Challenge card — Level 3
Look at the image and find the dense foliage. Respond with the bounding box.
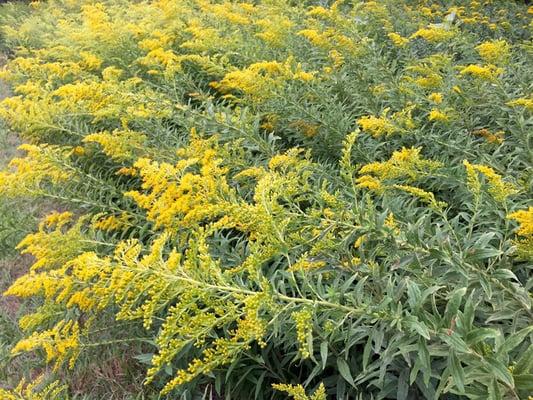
[0,0,532,399]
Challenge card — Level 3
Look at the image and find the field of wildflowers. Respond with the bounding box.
[0,0,532,399]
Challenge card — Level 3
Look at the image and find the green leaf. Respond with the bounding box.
[497,326,533,356]
[444,287,467,325]
[406,280,421,310]
[406,316,431,339]
[397,367,409,400]
[484,356,514,388]
[441,332,470,354]
[514,374,533,391]
[418,338,431,386]
[255,371,267,399]
[460,292,476,331]
[515,345,533,374]
[132,353,154,365]
[492,269,518,281]
[363,334,372,371]
[320,341,328,370]
[449,351,465,393]
[487,378,502,400]
[466,328,499,346]
[337,358,355,387]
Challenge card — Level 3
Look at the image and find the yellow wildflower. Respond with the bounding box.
[459,64,503,81]
[411,26,454,42]
[463,160,517,202]
[273,383,326,400]
[508,207,533,236]
[83,130,147,161]
[475,40,510,64]
[507,97,533,112]
[428,109,449,122]
[79,51,102,70]
[289,255,326,272]
[292,309,313,359]
[428,92,443,104]
[357,111,396,137]
[473,128,504,144]
[507,207,533,260]
[393,184,447,210]
[388,32,409,47]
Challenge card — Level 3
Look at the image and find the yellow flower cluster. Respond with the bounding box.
[463,160,517,202]
[358,147,442,185]
[388,32,409,47]
[83,129,147,161]
[411,26,455,42]
[12,320,81,370]
[475,40,510,65]
[357,107,415,137]
[428,109,449,122]
[211,59,315,103]
[508,207,533,260]
[272,382,327,400]
[357,114,396,137]
[507,97,533,112]
[0,145,72,197]
[0,0,531,397]
[292,308,313,359]
[0,377,67,400]
[125,135,233,229]
[459,64,504,81]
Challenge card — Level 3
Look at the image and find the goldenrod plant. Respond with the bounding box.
[0,0,532,399]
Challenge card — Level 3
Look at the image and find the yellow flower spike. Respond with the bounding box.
[428,92,443,104]
[289,254,326,272]
[0,144,72,197]
[273,382,327,400]
[11,320,81,371]
[92,213,132,232]
[508,207,533,237]
[475,40,510,65]
[428,108,449,122]
[79,51,102,70]
[506,97,533,112]
[459,64,504,81]
[388,32,409,47]
[292,308,313,359]
[393,184,447,210]
[410,25,455,42]
[357,110,396,137]
[507,207,533,260]
[358,147,443,183]
[463,160,517,202]
[83,129,147,161]
[0,377,67,400]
